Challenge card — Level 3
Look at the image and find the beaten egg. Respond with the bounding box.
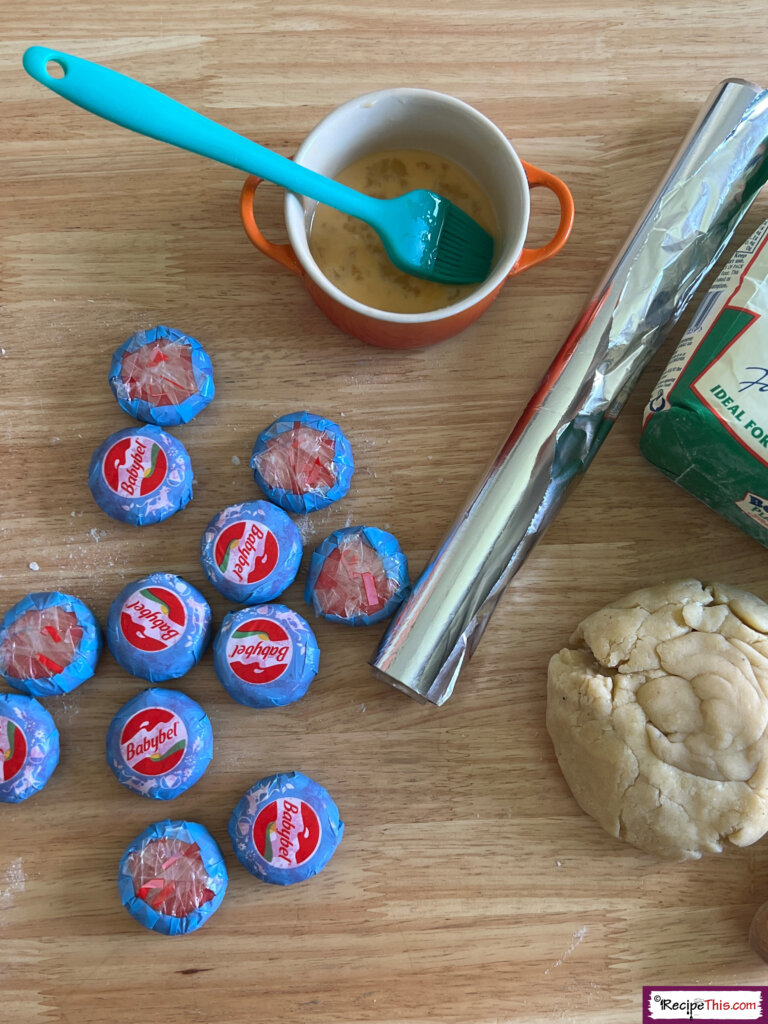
[308,149,498,314]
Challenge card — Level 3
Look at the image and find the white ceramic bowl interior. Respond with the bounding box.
[285,88,530,323]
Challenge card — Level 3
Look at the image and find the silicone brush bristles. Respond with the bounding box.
[430,202,495,284]
[376,190,494,285]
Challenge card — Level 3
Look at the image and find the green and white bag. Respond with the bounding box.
[641,219,768,547]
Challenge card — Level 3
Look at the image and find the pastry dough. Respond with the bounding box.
[546,579,768,860]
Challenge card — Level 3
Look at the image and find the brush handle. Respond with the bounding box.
[22,46,379,222]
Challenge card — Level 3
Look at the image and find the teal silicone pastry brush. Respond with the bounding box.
[22,46,494,285]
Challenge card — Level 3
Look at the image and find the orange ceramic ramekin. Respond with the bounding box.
[240,88,574,349]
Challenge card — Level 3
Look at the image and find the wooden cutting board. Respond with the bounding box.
[3,2,768,1022]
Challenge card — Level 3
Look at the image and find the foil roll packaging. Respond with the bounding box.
[372,78,768,706]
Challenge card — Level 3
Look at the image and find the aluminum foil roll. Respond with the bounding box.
[372,78,768,706]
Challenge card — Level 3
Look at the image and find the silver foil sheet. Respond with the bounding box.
[372,78,768,705]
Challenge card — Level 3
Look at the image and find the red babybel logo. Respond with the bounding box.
[120,586,187,653]
[103,435,168,497]
[226,617,292,685]
[213,519,279,584]
[119,706,187,777]
[252,798,321,868]
[0,717,27,784]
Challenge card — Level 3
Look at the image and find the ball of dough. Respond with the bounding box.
[546,579,768,861]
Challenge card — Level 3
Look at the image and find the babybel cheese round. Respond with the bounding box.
[250,411,354,515]
[118,819,228,935]
[200,501,302,605]
[88,425,194,526]
[0,693,59,803]
[305,525,409,626]
[108,325,214,427]
[213,604,320,708]
[106,573,211,683]
[228,771,343,885]
[0,591,102,697]
[106,688,213,800]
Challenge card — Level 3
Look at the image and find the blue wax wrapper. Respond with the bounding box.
[0,591,102,697]
[106,573,211,683]
[108,325,214,427]
[250,411,354,515]
[200,501,302,605]
[305,525,410,626]
[88,425,193,526]
[118,819,228,935]
[213,604,320,708]
[106,688,213,800]
[0,693,59,803]
[228,771,343,885]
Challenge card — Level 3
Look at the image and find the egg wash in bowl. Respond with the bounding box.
[308,149,498,314]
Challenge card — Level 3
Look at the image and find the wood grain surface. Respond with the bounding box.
[3,3,768,1022]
